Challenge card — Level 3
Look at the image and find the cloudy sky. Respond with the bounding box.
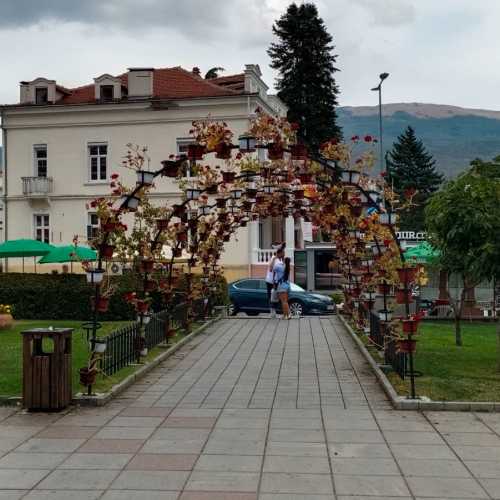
[0,0,499,110]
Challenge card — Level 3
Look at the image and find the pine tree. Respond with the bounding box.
[268,3,341,151]
[387,126,444,230]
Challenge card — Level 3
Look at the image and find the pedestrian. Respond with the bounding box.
[274,254,291,320]
[266,244,284,318]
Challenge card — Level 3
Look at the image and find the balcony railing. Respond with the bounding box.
[22,177,53,197]
[253,248,275,264]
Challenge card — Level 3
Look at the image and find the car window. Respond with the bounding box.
[236,280,261,290]
[290,282,305,292]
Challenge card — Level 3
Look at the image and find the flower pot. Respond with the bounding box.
[397,267,417,283]
[245,188,258,198]
[222,171,235,183]
[299,173,312,184]
[205,184,218,195]
[139,260,155,273]
[156,219,169,231]
[135,301,149,314]
[290,144,308,160]
[260,167,271,179]
[215,142,232,159]
[397,338,417,354]
[402,319,419,334]
[160,161,179,178]
[101,221,118,232]
[172,248,182,258]
[187,144,205,160]
[177,231,188,242]
[0,313,13,329]
[378,310,392,322]
[378,283,392,295]
[268,143,284,160]
[144,280,156,292]
[215,198,227,209]
[172,204,186,217]
[136,170,155,186]
[100,244,115,259]
[79,367,97,386]
[95,297,109,312]
[395,289,413,304]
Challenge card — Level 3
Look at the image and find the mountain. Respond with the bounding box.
[337,103,500,177]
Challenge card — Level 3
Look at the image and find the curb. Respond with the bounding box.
[73,317,219,407]
[337,314,500,412]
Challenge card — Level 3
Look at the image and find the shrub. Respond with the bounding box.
[330,291,344,304]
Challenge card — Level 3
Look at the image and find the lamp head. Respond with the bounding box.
[379,72,389,81]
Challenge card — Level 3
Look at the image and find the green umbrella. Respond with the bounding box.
[404,241,440,263]
[0,239,54,258]
[38,245,97,264]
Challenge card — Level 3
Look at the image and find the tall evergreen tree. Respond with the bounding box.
[268,3,341,151]
[387,126,444,230]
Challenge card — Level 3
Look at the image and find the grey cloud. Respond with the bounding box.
[353,0,416,26]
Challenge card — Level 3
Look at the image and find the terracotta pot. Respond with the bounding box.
[268,143,284,160]
[187,144,205,160]
[299,173,312,183]
[402,319,419,334]
[156,219,169,231]
[102,221,118,232]
[96,297,109,312]
[177,231,188,242]
[216,198,227,208]
[215,142,232,159]
[397,267,417,283]
[290,144,308,160]
[395,289,414,304]
[222,171,236,183]
[397,338,417,354]
[205,184,218,195]
[100,244,115,259]
[160,161,179,178]
[0,313,13,329]
[79,367,97,386]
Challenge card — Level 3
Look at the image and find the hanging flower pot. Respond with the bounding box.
[101,221,118,232]
[242,200,253,211]
[397,267,417,283]
[187,144,205,160]
[172,204,186,218]
[160,160,179,178]
[245,187,258,198]
[402,319,419,334]
[299,173,312,183]
[395,289,414,304]
[79,367,97,386]
[139,260,155,273]
[95,297,109,312]
[136,170,155,186]
[177,231,188,242]
[268,143,284,160]
[215,142,232,159]
[222,171,236,183]
[99,244,115,259]
[378,309,392,322]
[172,247,183,258]
[397,338,417,354]
[205,184,218,195]
[156,219,170,231]
[216,198,227,209]
[377,283,391,295]
[260,167,271,179]
[290,144,308,160]
[144,280,156,292]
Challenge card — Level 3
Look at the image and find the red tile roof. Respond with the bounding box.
[56,67,245,105]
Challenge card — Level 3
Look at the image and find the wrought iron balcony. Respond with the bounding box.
[21,176,53,197]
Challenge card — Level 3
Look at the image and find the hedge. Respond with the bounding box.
[0,273,228,321]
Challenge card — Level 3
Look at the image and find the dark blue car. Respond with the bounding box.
[228,279,336,316]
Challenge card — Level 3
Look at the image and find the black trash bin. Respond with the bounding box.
[21,328,73,411]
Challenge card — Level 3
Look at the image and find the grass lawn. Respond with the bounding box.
[387,321,500,402]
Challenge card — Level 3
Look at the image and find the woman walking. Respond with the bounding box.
[274,256,291,319]
[266,245,284,318]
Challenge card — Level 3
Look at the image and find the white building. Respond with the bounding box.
[0,64,302,279]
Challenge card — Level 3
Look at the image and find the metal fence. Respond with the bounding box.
[100,298,208,376]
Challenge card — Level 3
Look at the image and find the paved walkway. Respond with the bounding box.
[1,316,500,499]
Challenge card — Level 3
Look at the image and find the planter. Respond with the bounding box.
[245,188,258,198]
[177,231,188,243]
[242,200,253,211]
[402,319,419,334]
[299,173,312,184]
[216,198,227,209]
[378,310,393,322]
[397,267,417,284]
[222,171,236,183]
[160,161,179,178]
[172,248,182,258]
[290,144,308,160]
[86,269,104,284]
[139,260,155,273]
[101,221,118,232]
[397,338,417,354]
[268,143,284,160]
[79,367,97,386]
[95,297,109,312]
[187,144,205,160]
[156,219,170,231]
[136,170,155,186]
[100,244,115,259]
[215,142,232,159]
[395,289,413,304]
[0,313,13,329]
[172,204,186,217]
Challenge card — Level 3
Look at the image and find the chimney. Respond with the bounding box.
[127,68,154,98]
[192,67,201,77]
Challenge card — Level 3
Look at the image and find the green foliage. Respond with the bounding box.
[0,273,228,321]
[387,126,443,230]
[268,2,341,150]
[330,292,344,304]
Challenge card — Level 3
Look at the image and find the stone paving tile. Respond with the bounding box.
[331,457,400,475]
[465,460,500,478]
[398,458,471,477]
[194,454,262,472]
[0,469,50,489]
[326,429,385,444]
[59,453,133,470]
[453,445,500,461]
[162,417,217,428]
[23,491,103,499]
[442,432,500,446]
[118,407,173,417]
[329,443,392,458]
[141,438,207,454]
[263,455,330,474]
[334,474,411,496]
[110,470,190,490]
[185,471,260,492]
[389,443,457,460]
[383,430,445,445]
[406,476,488,498]
[15,438,85,453]
[101,492,179,500]
[259,495,335,500]
[93,426,155,440]
[35,426,98,439]
[78,439,144,454]
[0,426,44,440]
[106,416,166,427]
[260,472,334,495]
[126,453,198,470]
[0,453,68,469]
[35,469,119,490]
[0,491,27,500]
[179,493,256,500]
[478,478,500,499]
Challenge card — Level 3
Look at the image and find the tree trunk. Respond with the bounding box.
[455,314,463,347]
[497,316,500,373]
[447,287,464,347]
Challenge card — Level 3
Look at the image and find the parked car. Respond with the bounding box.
[228,279,336,316]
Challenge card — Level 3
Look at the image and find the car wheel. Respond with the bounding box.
[246,311,259,316]
[228,303,238,316]
[289,301,304,317]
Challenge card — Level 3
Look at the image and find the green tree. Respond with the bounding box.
[204,67,225,79]
[425,160,500,350]
[387,126,443,230]
[268,2,341,151]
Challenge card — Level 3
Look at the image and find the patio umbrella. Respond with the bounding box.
[38,245,97,265]
[0,239,55,272]
[404,241,440,263]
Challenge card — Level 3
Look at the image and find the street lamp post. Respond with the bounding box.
[371,72,389,175]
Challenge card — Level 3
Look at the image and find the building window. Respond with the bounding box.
[33,145,47,177]
[88,143,108,181]
[35,87,48,105]
[100,85,114,102]
[176,138,196,177]
[87,212,99,240]
[34,214,50,243]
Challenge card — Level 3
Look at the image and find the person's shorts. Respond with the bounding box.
[277,282,290,293]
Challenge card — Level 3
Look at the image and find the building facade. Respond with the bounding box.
[0,64,303,278]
